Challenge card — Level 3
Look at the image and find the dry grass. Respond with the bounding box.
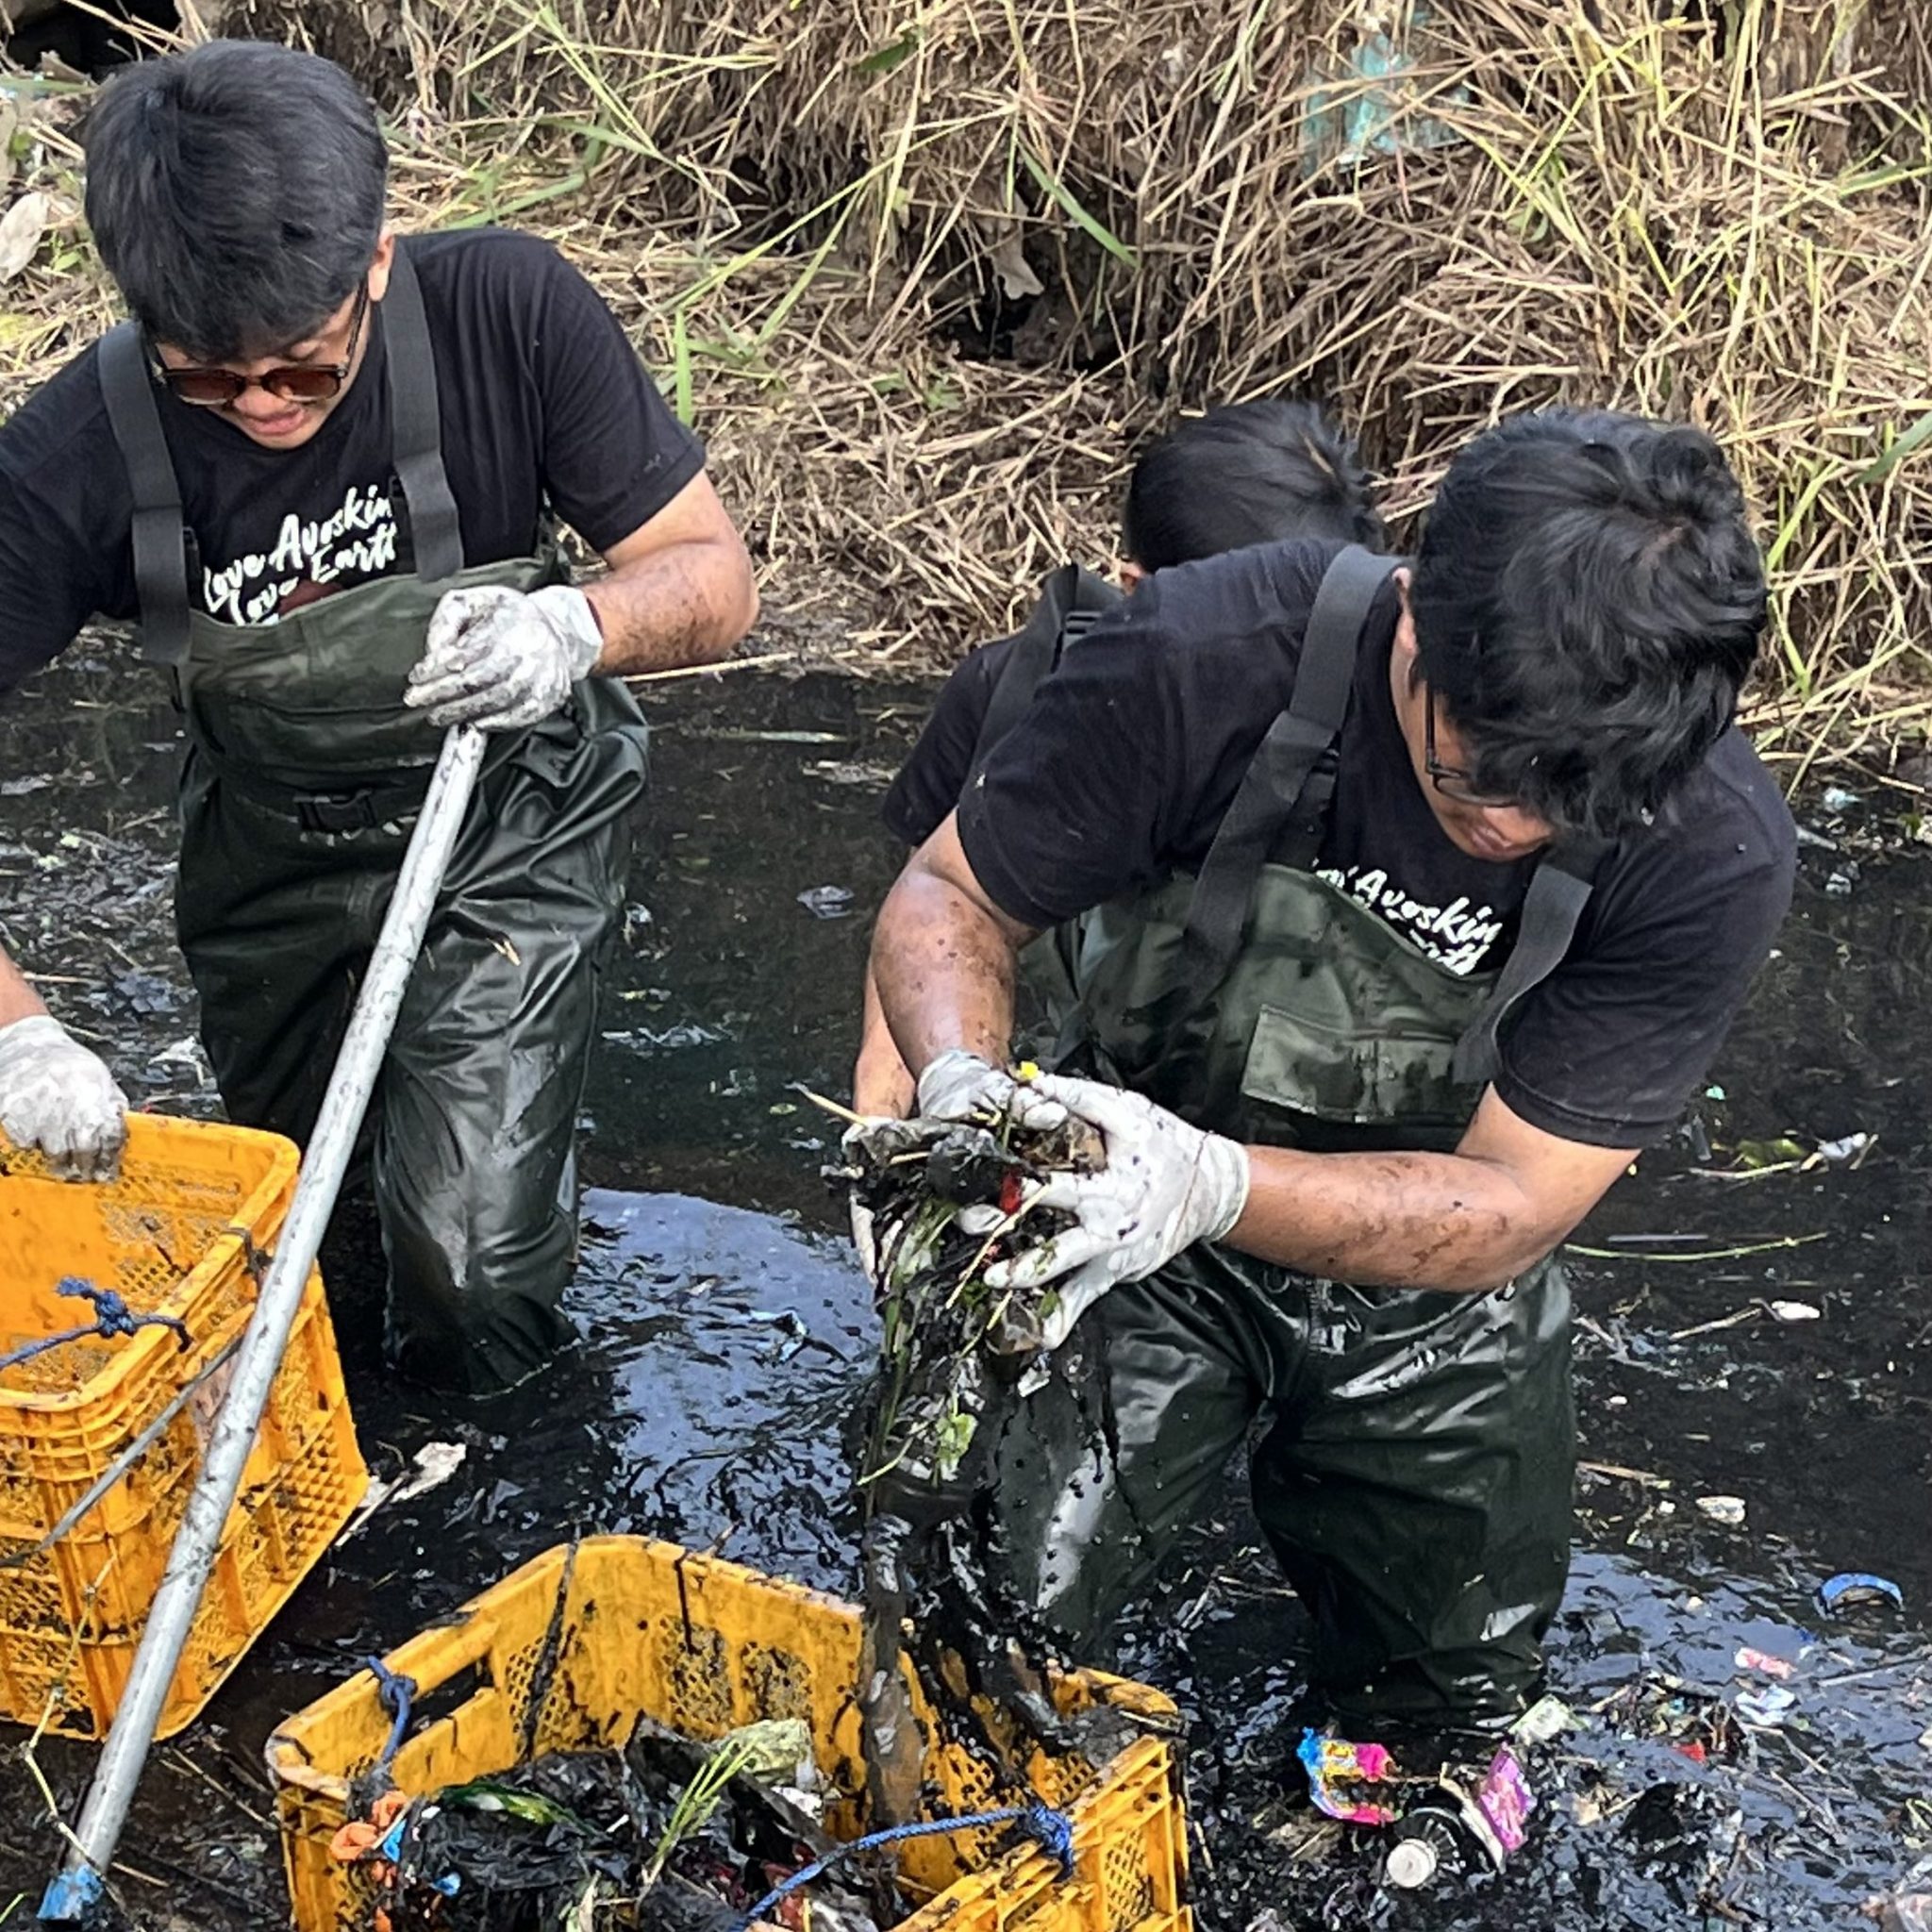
[3,0,1929,762]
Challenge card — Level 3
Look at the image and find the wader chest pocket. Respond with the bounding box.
[1240,1001,1471,1128]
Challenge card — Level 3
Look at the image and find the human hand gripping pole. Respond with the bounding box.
[404,582,604,731]
[40,724,490,1924]
[0,1015,127,1181]
[985,1073,1251,1305]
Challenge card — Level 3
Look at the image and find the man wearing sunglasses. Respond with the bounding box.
[0,41,757,1394]
[864,409,1796,1734]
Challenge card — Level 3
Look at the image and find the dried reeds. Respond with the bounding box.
[4,0,1928,757]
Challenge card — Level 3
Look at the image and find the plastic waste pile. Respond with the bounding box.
[329,1718,902,1932]
[1264,1563,1920,1918]
[1296,1717,1546,1892]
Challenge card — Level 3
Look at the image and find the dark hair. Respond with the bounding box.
[1123,400,1386,570]
[1410,408,1766,837]
[84,40,388,362]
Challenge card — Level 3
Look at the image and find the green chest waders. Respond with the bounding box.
[987,546,1607,1728]
[96,242,648,1395]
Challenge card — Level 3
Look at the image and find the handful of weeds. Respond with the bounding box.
[831,1107,1105,1491]
[826,1098,1113,1826]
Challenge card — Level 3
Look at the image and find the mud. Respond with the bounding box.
[0,634,1926,1929]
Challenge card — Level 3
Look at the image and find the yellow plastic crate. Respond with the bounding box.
[0,1112,368,1740]
[269,1536,1193,1932]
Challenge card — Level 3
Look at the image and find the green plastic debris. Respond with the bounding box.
[1301,11,1469,173]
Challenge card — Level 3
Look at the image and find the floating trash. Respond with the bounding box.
[1736,1685,1798,1729]
[1697,1495,1747,1525]
[1298,1732,1402,1827]
[796,884,856,919]
[1511,1694,1574,1745]
[1768,1300,1824,1323]
[1475,1747,1535,1856]
[1383,1806,1466,1890]
[1816,1132,1875,1164]
[599,1022,726,1052]
[1820,1573,1906,1615]
[1735,1647,1796,1681]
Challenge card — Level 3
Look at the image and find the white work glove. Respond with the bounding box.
[986,1073,1250,1306]
[914,1049,1067,1134]
[405,583,604,731]
[0,1014,128,1182]
[849,1193,879,1280]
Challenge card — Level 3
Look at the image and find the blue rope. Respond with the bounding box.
[0,1277,190,1374]
[366,1656,419,1790]
[731,1801,1074,1930]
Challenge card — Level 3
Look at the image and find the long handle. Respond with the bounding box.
[41,724,489,1923]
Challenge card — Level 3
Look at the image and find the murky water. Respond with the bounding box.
[0,640,1925,1928]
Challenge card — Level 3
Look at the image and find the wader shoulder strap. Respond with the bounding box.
[1452,837,1610,1085]
[971,564,1124,774]
[1174,543,1400,994]
[95,323,192,667]
[383,242,465,584]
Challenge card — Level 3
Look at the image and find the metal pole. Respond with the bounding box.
[41,724,489,1923]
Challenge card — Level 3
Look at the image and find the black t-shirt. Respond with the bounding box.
[955,539,1798,1149]
[883,634,1024,847]
[0,228,705,691]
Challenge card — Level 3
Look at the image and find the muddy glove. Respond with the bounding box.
[0,1014,128,1181]
[914,1048,1066,1133]
[986,1073,1249,1306]
[405,584,604,731]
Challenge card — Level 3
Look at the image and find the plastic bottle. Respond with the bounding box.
[1383,1805,1467,1890]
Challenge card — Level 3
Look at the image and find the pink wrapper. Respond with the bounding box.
[1476,1747,1535,1855]
[1298,1732,1401,1827]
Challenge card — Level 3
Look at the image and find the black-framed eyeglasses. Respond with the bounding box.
[153,284,370,408]
[1424,686,1519,809]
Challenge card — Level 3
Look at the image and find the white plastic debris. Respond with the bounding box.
[1816,1132,1874,1164]
[1510,1694,1574,1745]
[1696,1495,1747,1525]
[1736,1685,1797,1728]
[343,1441,469,1539]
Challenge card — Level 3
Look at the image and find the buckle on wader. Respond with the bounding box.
[293,791,382,835]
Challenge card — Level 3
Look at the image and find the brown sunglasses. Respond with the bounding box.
[153,285,369,408]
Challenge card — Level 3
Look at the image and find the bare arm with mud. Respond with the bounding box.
[870,813,1039,1077]
[874,826,1635,1291]
[1227,1088,1635,1290]
[853,958,917,1118]
[581,473,758,676]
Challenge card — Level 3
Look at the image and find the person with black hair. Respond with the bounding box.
[855,399,1383,1116]
[863,408,1796,1729]
[0,41,757,1394]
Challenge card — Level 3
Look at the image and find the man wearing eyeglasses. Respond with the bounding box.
[864,409,1796,1732]
[0,42,757,1394]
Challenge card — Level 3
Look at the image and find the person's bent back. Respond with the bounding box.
[855,400,1385,1117]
